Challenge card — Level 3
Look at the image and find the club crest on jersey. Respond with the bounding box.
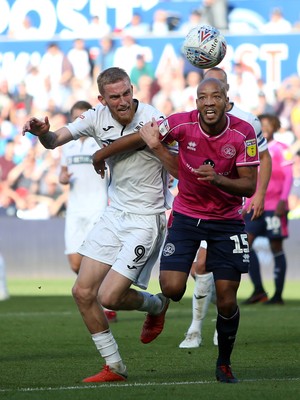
[221,144,236,159]
[245,139,257,157]
[162,242,175,257]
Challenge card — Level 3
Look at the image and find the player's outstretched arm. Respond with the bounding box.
[22,116,73,149]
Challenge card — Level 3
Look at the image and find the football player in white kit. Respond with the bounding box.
[59,101,117,323]
[22,67,177,383]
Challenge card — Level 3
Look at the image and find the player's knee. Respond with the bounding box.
[217,298,237,317]
[159,278,186,302]
[72,283,94,306]
[99,293,118,310]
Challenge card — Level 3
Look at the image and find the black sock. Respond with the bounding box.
[249,249,265,293]
[216,307,240,366]
[273,252,286,298]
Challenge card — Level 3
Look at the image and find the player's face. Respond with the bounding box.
[260,117,274,142]
[98,79,136,125]
[196,79,228,135]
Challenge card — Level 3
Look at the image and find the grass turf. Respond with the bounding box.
[0,277,299,400]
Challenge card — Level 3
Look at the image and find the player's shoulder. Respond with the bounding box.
[228,104,261,131]
[136,100,165,119]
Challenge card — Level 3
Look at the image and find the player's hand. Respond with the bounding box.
[59,171,73,185]
[243,192,265,220]
[139,118,160,150]
[92,150,107,178]
[22,117,50,136]
[275,199,287,217]
[195,164,218,182]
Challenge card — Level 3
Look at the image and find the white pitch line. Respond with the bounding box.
[0,377,299,393]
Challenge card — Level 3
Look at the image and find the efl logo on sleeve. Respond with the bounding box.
[245,139,257,157]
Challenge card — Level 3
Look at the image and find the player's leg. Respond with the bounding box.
[215,277,240,383]
[72,256,127,382]
[179,244,215,348]
[265,238,286,304]
[243,213,268,304]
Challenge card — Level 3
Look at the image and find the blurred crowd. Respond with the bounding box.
[1,4,300,220]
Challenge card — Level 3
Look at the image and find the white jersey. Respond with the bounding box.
[229,103,268,153]
[60,137,108,215]
[67,101,174,214]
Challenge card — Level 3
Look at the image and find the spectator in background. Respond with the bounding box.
[260,8,292,34]
[123,13,150,37]
[24,66,50,112]
[12,82,33,116]
[151,9,170,35]
[179,9,208,35]
[39,43,74,112]
[243,114,293,305]
[202,0,228,30]
[93,36,117,79]
[0,80,13,121]
[67,39,93,89]
[113,35,147,75]
[130,54,155,89]
[0,140,16,181]
[181,70,203,111]
[252,91,276,116]
[77,15,111,39]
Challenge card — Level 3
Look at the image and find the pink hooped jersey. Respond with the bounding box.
[159,110,260,221]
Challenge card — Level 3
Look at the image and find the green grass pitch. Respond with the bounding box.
[0,277,299,400]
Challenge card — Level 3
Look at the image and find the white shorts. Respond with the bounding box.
[78,208,167,289]
[64,209,103,254]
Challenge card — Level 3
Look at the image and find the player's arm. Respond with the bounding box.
[22,116,73,149]
[245,148,272,220]
[275,160,294,216]
[139,119,178,179]
[196,165,257,198]
[92,132,144,177]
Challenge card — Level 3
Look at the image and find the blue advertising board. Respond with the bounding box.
[0,0,299,90]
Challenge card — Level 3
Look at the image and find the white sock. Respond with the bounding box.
[92,330,126,372]
[138,292,163,315]
[0,253,9,299]
[187,273,214,334]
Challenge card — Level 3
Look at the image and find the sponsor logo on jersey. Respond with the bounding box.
[67,155,92,165]
[221,144,236,159]
[203,159,215,167]
[245,139,257,157]
[187,141,197,151]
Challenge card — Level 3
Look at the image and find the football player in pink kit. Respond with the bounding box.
[139,78,259,383]
[92,78,259,382]
[243,114,293,305]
